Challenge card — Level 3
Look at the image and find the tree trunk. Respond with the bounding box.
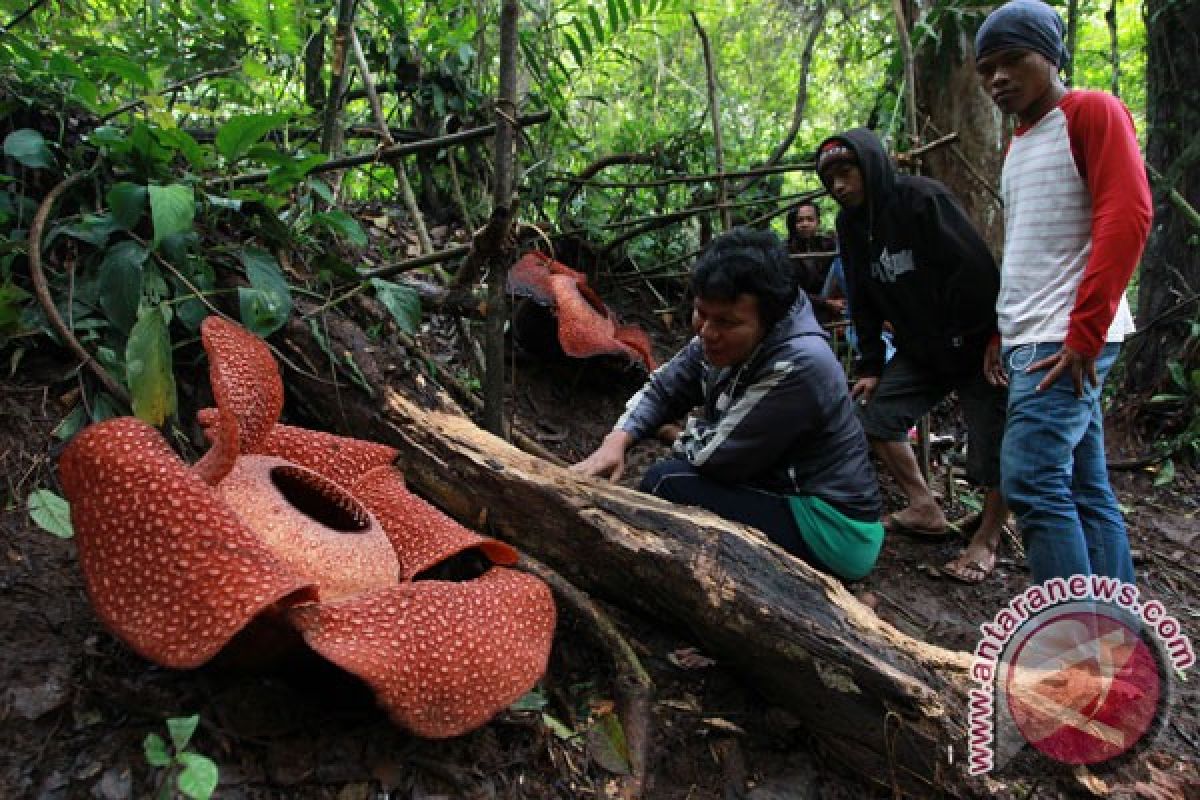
[269,311,986,797]
[915,28,1006,254]
[1122,0,1200,394]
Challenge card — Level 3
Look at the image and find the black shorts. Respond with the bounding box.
[857,352,1006,487]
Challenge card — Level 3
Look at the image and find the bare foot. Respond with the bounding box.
[942,534,999,584]
[884,504,948,536]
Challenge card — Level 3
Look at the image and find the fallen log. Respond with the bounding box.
[272,322,982,797]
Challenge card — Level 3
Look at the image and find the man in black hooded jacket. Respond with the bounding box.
[816,127,1010,584]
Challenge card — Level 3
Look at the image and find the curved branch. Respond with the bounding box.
[28,172,131,405]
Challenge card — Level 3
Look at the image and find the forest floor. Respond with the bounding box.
[2,272,1199,800]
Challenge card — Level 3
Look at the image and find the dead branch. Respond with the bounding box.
[553,161,816,190]
[218,111,550,189]
[98,65,242,123]
[320,0,358,156]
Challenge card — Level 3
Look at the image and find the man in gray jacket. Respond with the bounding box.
[572,229,884,581]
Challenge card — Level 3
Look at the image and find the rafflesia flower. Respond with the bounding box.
[508,252,657,370]
[58,316,556,737]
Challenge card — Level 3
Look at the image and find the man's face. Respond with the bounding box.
[692,293,766,368]
[793,206,820,238]
[975,48,1060,123]
[822,162,865,210]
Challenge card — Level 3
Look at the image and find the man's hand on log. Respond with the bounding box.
[570,430,634,482]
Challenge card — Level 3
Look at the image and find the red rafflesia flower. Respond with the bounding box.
[58,316,556,738]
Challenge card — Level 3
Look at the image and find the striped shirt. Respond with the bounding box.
[998,91,1151,356]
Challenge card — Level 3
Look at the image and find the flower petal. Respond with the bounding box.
[351,466,517,580]
[59,417,316,668]
[287,568,556,738]
[255,424,398,488]
[200,315,283,454]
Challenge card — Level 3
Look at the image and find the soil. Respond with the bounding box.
[2,281,1199,800]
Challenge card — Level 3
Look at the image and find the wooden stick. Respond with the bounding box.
[691,12,731,231]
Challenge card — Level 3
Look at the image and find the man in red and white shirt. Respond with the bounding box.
[975,0,1152,585]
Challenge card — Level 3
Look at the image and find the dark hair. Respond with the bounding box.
[691,228,799,329]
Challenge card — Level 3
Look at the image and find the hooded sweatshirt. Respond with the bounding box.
[819,128,1000,378]
[615,294,880,523]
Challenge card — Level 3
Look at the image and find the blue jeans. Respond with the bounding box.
[1000,342,1134,585]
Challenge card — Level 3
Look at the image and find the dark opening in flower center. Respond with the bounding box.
[270,465,370,532]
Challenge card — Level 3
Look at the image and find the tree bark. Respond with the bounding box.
[1123,0,1200,393]
[915,24,1006,253]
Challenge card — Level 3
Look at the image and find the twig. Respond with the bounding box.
[551,161,816,189]
[218,111,551,189]
[1,0,47,31]
[1147,163,1200,230]
[518,554,653,799]
[28,172,131,405]
[98,65,241,123]
[691,12,730,232]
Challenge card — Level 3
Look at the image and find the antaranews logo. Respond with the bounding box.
[967,575,1195,775]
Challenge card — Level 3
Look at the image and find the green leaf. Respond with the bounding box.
[0,282,30,334]
[156,128,207,170]
[510,688,548,712]
[143,733,172,767]
[166,714,200,751]
[563,32,585,67]
[98,241,148,332]
[4,129,53,169]
[91,54,153,89]
[148,184,195,247]
[1168,361,1187,391]
[238,248,292,336]
[61,214,121,248]
[370,278,421,335]
[312,210,368,246]
[27,489,74,539]
[107,182,148,230]
[587,712,631,775]
[52,405,87,441]
[588,6,607,45]
[541,713,576,740]
[608,0,621,32]
[176,752,219,800]
[216,113,288,162]
[126,305,177,426]
[1153,459,1175,487]
[572,18,594,54]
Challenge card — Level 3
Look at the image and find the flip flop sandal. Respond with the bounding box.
[941,559,992,585]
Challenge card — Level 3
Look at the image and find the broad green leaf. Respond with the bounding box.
[176,752,219,800]
[90,392,123,423]
[608,0,621,32]
[216,113,288,162]
[510,688,548,712]
[89,126,127,149]
[371,278,421,334]
[107,182,148,230]
[166,715,200,751]
[563,32,585,67]
[4,129,53,169]
[587,712,631,775]
[572,18,593,55]
[126,305,177,426]
[52,405,86,441]
[98,240,148,332]
[542,713,576,740]
[27,489,74,539]
[1154,459,1175,487]
[1168,361,1187,391]
[61,214,120,248]
[148,184,194,247]
[143,733,172,767]
[156,128,206,170]
[0,282,30,334]
[312,210,368,246]
[91,54,153,89]
[238,248,291,335]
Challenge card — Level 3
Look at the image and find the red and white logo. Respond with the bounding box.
[968,576,1194,775]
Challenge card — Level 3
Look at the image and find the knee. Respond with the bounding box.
[639,459,694,499]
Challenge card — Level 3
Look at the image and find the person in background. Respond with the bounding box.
[817,127,1011,584]
[571,228,884,582]
[974,0,1151,584]
[785,200,842,324]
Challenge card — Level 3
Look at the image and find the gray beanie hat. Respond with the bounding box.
[975,0,1069,69]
